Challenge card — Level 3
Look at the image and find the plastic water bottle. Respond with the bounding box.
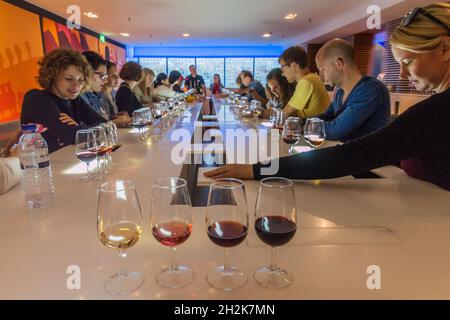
[18,124,54,209]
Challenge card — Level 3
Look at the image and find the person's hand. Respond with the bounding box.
[59,113,78,126]
[204,164,255,180]
[239,87,250,94]
[114,114,131,126]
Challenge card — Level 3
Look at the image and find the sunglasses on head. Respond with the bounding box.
[402,7,450,36]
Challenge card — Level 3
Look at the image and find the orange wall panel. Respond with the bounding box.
[0,1,44,124]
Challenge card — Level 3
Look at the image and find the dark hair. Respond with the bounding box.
[236,73,242,85]
[82,51,106,71]
[189,65,195,69]
[119,61,143,81]
[279,46,308,69]
[154,73,168,88]
[241,70,254,80]
[37,48,91,90]
[266,68,296,108]
[168,70,182,85]
[106,61,117,73]
[213,73,222,85]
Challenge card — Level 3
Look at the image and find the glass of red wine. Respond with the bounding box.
[206,178,249,291]
[282,117,301,155]
[75,129,97,181]
[254,177,298,289]
[150,177,193,288]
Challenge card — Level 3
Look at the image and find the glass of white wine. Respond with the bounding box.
[97,180,144,295]
[304,118,326,149]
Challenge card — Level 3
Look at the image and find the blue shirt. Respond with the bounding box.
[318,76,391,142]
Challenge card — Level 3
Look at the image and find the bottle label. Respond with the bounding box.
[20,160,50,170]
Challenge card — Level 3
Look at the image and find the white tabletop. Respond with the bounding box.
[1,100,449,300]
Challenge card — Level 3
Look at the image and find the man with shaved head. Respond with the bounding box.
[315,38,390,142]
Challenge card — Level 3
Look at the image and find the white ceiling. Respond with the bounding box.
[26,0,436,47]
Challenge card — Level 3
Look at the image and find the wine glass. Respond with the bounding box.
[254,177,298,289]
[282,117,301,155]
[92,126,108,175]
[97,180,144,295]
[150,177,193,288]
[274,109,285,131]
[206,178,249,291]
[304,118,326,149]
[132,109,149,143]
[75,129,97,181]
[269,108,278,126]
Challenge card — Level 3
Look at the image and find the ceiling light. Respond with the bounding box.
[262,32,272,38]
[120,33,130,37]
[284,13,298,20]
[182,33,191,37]
[83,12,98,18]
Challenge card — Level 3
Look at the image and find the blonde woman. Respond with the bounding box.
[206,3,450,191]
[133,68,162,105]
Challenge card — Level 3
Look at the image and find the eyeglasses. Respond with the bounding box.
[402,7,450,35]
[94,72,108,80]
[280,62,292,69]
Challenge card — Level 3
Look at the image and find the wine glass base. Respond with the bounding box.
[207,266,247,291]
[254,266,293,289]
[156,265,194,289]
[104,271,144,295]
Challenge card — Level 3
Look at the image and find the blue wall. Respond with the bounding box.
[129,45,283,58]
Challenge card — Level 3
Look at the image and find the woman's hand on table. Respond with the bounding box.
[204,164,255,180]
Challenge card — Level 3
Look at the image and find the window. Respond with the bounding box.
[196,58,225,89]
[137,56,280,88]
[225,58,253,88]
[138,57,167,76]
[167,58,195,78]
[254,57,279,86]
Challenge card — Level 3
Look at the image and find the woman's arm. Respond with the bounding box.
[21,90,80,146]
[0,157,22,195]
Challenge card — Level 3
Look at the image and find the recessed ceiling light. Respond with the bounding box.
[182,33,191,37]
[120,33,130,37]
[83,12,98,19]
[284,13,298,20]
[262,32,272,38]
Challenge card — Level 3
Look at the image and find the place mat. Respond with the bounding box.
[246,226,403,247]
[197,167,217,186]
[202,115,218,120]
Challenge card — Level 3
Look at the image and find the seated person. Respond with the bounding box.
[168,70,184,93]
[315,39,391,142]
[133,68,163,105]
[153,73,183,99]
[205,3,450,191]
[210,74,225,94]
[81,51,131,126]
[239,70,268,105]
[21,49,106,153]
[116,62,145,117]
[103,61,120,116]
[80,51,109,120]
[279,46,330,119]
[263,68,296,116]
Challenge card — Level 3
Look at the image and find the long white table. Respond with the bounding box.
[1,99,449,300]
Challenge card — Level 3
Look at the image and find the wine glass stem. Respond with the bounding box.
[86,161,91,178]
[223,248,231,272]
[269,247,278,272]
[118,249,128,277]
[170,247,179,272]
